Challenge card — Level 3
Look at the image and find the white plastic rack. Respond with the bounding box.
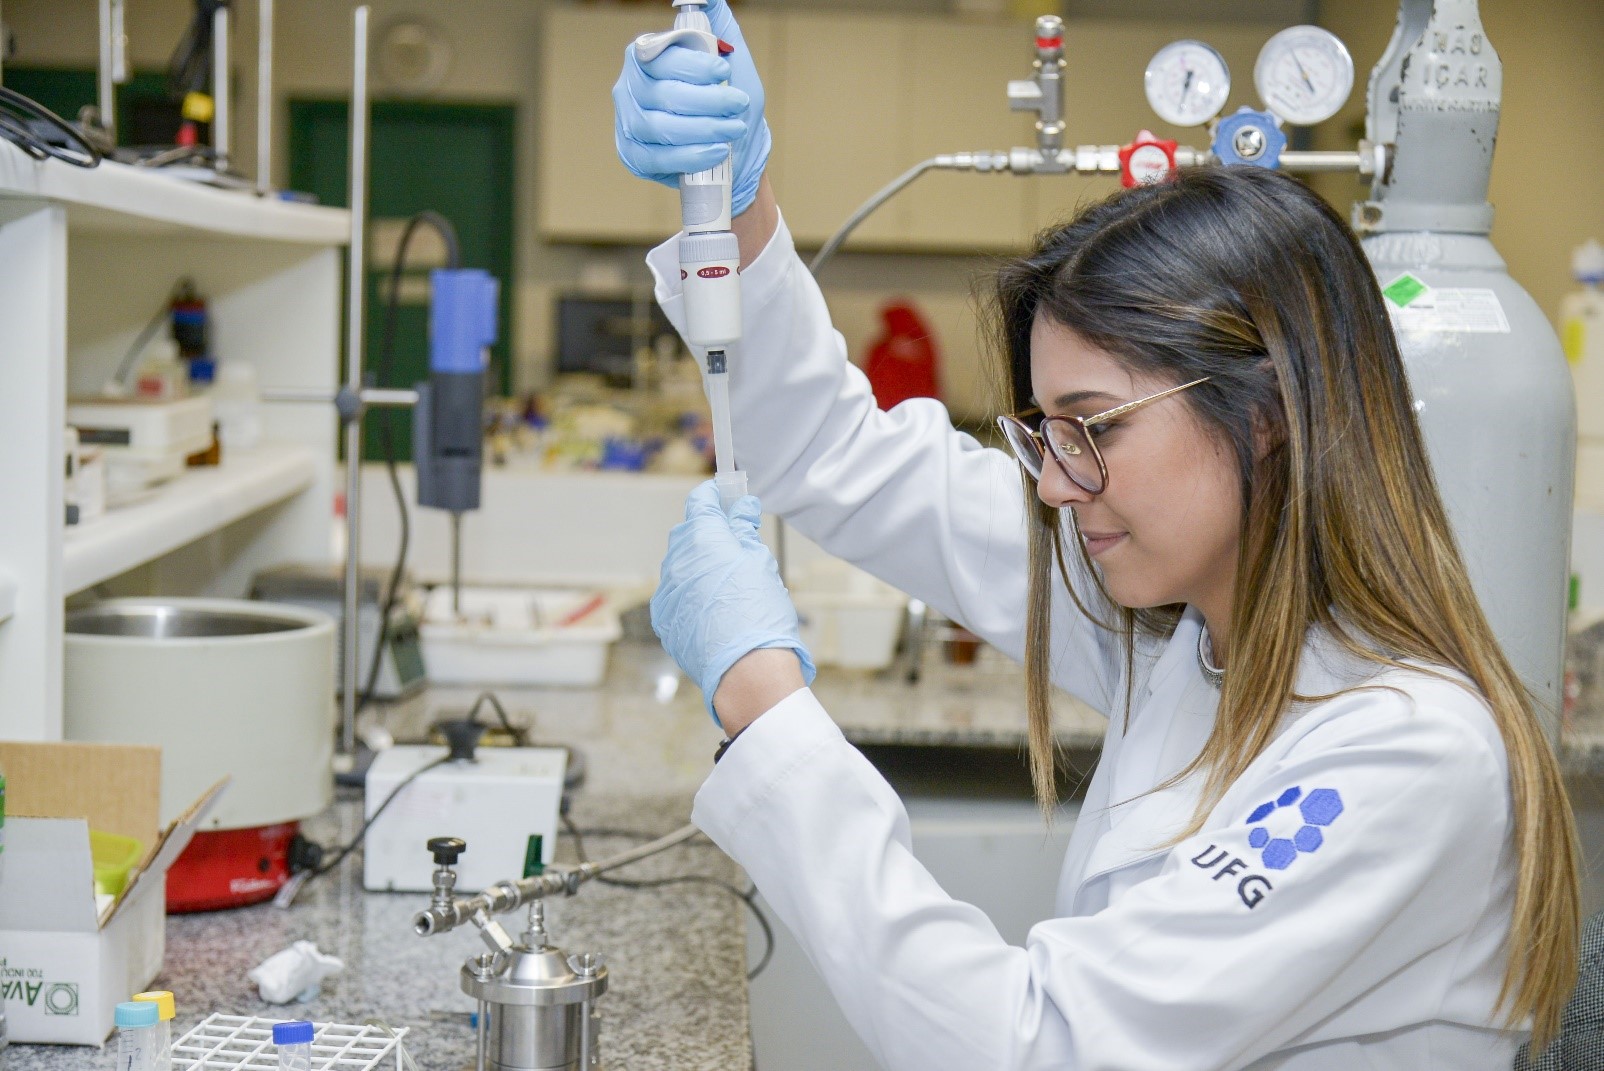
[174,1015,410,1071]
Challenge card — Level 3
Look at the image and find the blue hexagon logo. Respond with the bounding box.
[1244,786,1343,871]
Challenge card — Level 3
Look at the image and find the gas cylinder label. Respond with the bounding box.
[1385,284,1510,334]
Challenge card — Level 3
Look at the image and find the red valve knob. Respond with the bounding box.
[1119,130,1179,189]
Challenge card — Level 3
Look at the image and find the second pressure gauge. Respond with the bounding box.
[1144,41,1231,128]
[1254,26,1354,126]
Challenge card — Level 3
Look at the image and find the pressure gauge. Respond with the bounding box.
[1144,41,1231,128]
[1253,26,1354,126]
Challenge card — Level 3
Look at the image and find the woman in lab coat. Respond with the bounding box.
[615,6,1580,1068]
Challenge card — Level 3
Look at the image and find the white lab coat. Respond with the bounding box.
[646,215,1524,1071]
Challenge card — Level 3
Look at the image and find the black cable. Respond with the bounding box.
[354,211,462,716]
[310,754,452,877]
[168,0,227,99]
[0,86,102,168]
[464,690,529,746]
[113,279,194,389]
[560,813,777,980]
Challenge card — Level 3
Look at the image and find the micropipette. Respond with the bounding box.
[635,0,747,513]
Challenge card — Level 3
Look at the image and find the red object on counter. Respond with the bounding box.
[165,822,298,912]
[864,301,941,411]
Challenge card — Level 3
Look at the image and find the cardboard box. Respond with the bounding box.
[0,741,224,1045]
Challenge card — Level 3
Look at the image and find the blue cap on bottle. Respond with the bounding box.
[273,1020,315,1045]
[115,1001,159,1028]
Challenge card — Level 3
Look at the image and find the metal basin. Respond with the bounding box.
[66,603,311,639]
[64,597,336,831]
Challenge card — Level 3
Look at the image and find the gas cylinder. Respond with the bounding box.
[1363,232,1574,725]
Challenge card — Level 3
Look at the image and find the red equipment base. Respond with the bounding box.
[165,822,298,913]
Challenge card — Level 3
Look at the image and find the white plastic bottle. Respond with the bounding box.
[1564,238,1604,504]
[211,361,263,452]
[114,1001,160,1071]
[131,992,175,1071]
[273,1019,314,1071]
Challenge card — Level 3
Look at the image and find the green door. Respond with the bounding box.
[288,100,516,461]
[3,67,185,140]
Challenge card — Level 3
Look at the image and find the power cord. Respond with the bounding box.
[464,690,529,746]
[355,210,462,718]
[288,754,451,885]
[292,690,529,887]
[0,86,102,167]
[111,279,196,390]
[168,0,227,101]
[560,813,775,980]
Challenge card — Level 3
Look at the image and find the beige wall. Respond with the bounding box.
[8,0,1602,416]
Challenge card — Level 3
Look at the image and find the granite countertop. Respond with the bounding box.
[9,643,754,1071]
[9,791,752,1071]
[16,629,1604,1069]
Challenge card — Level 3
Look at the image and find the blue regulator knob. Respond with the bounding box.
[1212,107,1287,169]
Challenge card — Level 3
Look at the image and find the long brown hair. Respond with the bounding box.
[987,166,1578,1047]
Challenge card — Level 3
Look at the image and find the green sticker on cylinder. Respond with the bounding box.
[1383,273,1430,308]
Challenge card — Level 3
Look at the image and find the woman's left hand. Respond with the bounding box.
[651,481,817,728]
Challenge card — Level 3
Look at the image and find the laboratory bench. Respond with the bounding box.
[6,636,1095,1071]
[18,632,1604,1070]
[7,789,753,1071]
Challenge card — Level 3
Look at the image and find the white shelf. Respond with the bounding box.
[0,574,14,624]
[63,444,320,595]
[0,142,348,243]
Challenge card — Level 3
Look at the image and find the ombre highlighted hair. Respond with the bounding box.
[987,166,1578,1048]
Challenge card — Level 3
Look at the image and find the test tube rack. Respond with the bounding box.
[172,1015,410,1071]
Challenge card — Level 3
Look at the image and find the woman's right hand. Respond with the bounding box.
[612,0,771,217]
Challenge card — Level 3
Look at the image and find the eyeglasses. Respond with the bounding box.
[996,376,1212,495]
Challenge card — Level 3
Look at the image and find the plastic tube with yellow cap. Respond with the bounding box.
[132,991,175,1071]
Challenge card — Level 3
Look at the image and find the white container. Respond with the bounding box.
[420,587,622,686]
[212,361,264,452]
[363,745,565,892]
[67,395,213,459]
[63,599,336,830]
[790,562,908,671]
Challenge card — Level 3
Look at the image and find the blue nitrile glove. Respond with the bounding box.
[613,0,771,217]
[651,481,816,727]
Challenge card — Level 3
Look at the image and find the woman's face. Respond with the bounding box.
[1028,315,1242,621]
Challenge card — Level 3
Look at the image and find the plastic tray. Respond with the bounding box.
[790,564,909,671]
[419,587,621,686]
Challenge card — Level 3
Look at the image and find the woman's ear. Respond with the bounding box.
[1251,358,1286,462]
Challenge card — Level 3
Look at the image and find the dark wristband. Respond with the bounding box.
[713,728,745,765]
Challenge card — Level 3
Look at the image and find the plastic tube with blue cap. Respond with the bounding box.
[273,1019,315,1071]
[114,1001,160,1071]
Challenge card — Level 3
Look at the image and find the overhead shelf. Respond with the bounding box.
[0,142,348,243]
[63,445,320,595]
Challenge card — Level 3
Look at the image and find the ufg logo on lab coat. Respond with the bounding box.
[1189,786,1346,909]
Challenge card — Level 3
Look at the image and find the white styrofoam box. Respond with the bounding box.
[359,467,702,590]
[363,745,566,893]
[790,560,908,670]
[420,587,621,686]
[67,394,213,458]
